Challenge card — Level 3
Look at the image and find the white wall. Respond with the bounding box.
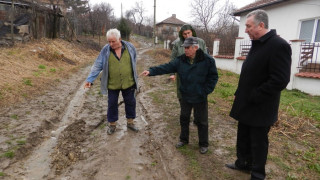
[293,76,320,96]
[237,0,320,41]
[213,39,320,96]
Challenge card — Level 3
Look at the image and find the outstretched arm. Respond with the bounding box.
[140,70,150,76]
[84,82,92,89]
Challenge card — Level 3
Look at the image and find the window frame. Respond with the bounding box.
[299,18,320,43]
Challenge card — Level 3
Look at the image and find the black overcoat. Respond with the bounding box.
[230,30,292,127]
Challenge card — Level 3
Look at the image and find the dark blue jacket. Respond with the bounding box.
[149,49,218,103]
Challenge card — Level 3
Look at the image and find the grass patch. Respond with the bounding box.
[280,89,320,122]
[16,140,26,145]
[38,64,46,69]
[10,114,18,120]
[3,151,15,158]
[268,155,292,171]
[23,78,32,86]
[0,172,5,176]
[307,163,320,174]
[50,68,56,73]
[178,146,202,177]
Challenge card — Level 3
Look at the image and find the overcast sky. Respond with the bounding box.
[88,0,255,23]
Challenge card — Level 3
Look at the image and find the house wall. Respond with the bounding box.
[213,39,320,96]
[237,0,320,41]
[156,24,181,40]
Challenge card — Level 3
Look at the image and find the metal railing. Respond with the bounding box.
[298,43,320,73]
[239,40,251,57]
[217,39,236,56]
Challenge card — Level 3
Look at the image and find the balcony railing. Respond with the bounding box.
[298,43,320,73]
[239,40,251,57]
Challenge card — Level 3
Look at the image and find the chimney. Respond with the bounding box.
[172,14,176,18]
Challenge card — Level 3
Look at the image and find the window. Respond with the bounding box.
[299,19,320,43]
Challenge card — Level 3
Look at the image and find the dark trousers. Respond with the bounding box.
[179,99,208,147]
[236,122,270,180]
[107,86,136,122]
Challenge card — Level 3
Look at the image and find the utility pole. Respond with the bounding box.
[121,3,123,18]
[11,0,15,45]
[153,0,156,44]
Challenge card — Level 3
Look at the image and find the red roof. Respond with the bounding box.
[295,72,320,79]
[156,14,186,26]
[232,0,291,16]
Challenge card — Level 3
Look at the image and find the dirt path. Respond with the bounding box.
[0,39,191,180]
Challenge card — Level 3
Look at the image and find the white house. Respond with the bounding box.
[233,0,320,43]
[213,0,320,95]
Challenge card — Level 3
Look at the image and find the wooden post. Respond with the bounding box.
[11,0,15,44]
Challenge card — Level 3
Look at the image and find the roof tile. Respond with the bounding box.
[232,0,290,16]
[156,14,186,26]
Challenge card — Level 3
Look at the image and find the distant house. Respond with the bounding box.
[156,14,186,41]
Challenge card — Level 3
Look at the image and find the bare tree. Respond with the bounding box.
[213,0,236,36]
[132,1,146,35]
[190,0,220,34]
[47,0,63,38]
[212,1,238,55]
[87,2,114,45]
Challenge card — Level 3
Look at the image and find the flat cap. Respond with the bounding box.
[181,37,198,47]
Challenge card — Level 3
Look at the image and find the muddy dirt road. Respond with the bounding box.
[0,40,192,180]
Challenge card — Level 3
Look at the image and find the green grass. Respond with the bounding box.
[50,68,56,73]
[10,114,18,120]
[38,64,46,69]
[268,155,292,171]
[280,89,320,122]
[3,151,14,158]
[178,146,202,177]
[23,78,32,86]
[16,140,26,145]
[33,71,41,77]
[214,82,237,100]
[0,172,5,176]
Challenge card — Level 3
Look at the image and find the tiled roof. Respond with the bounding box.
[295,72,320,79]
[156,14,186,26]
[232,0,291,16]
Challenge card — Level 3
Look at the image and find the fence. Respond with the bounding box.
[212,38,320,96]
[298,43,320,73]
[217,38,236,56]
[239,40,251,57]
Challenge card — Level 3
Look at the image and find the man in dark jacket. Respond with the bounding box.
[141,37,218,154]
[170,24,208,125]
[225,10,292,180]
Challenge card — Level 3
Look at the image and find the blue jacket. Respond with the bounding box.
[86,40,138,94]
[149,49,218,103]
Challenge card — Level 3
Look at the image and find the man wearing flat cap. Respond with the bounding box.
[141,37,219,154]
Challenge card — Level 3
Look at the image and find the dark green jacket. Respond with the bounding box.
[149,49,218,103]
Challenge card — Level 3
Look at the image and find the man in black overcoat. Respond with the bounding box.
[225,9,292,180]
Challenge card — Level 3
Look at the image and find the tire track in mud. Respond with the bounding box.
[1,66,92,179]
[45,45,190,179]
[1,40,191,179]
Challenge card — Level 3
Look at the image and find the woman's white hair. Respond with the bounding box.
[106,29,121,40]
